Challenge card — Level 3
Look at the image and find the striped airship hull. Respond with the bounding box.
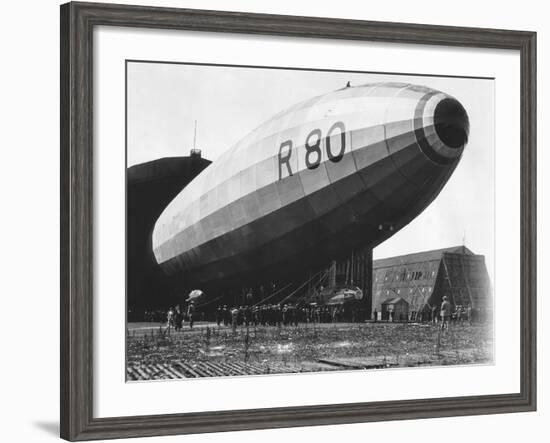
[152,82,469,288]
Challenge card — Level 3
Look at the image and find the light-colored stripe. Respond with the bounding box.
[152,83,456,261]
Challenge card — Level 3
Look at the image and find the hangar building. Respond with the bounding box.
[127,152,211,316]
[372,246,492,321]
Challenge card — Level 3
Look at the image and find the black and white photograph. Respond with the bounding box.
[125,61,494,381]
[0,0,543,441]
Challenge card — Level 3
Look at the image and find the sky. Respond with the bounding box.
[127,62,494,283]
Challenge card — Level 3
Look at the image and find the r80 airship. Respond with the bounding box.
[152,82,469,289]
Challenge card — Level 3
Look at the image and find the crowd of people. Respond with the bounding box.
[156,302,361,332]
[213,303,363,329]
[139,297,489,333]
[373,298,488,328]
[164,302,198,331]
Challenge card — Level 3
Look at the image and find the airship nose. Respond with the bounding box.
[414,93,469,165]
[434,98,469,148]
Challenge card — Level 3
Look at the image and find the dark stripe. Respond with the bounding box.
[414,92,456,165]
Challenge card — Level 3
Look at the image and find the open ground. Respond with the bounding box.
[126,321,493,381]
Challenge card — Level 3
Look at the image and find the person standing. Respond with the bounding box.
[165,307,174,335]
[223,305,229,326]
[174,305,183,332]
[440,296,452,330]
[291,305,298,327]
[275,305,282,329]
[244,305,251,327]
[187,301,196,329]
[253,306,260,327]
[282,304,289,326]
[231,307,239,333]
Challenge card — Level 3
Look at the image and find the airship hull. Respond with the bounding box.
[152,83,468,289]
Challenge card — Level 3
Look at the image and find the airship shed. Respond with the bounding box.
[127,151,210,314]
[372,246,492,321]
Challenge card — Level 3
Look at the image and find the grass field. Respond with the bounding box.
[126,321,493,380]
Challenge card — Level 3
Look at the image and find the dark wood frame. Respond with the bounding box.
[60,1,537,440]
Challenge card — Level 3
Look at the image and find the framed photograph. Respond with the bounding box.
[60,1,536,440]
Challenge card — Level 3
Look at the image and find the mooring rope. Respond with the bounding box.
[291,270,330,305]
[277,268,326,305]
[252,282,294,307]
[194,294,225,309]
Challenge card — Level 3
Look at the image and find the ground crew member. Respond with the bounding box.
[166,307,174,330]
[282,304,289,326]
[440,296,452,330]
[231,307,239,333]
[174,305,183,331]
[223,305,230,326]
[215,306,222,326]
[187,301,196,329]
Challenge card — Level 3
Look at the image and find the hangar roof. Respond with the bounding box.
[373,246,474,270]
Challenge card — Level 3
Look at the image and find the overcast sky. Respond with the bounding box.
[127,62,494,283]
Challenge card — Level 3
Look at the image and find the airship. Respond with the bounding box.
[151,82,469,290]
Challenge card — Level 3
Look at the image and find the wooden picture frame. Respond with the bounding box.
[60,1,536,440]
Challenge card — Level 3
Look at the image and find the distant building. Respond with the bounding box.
[372,246,492,321]
[381,297,409,321]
